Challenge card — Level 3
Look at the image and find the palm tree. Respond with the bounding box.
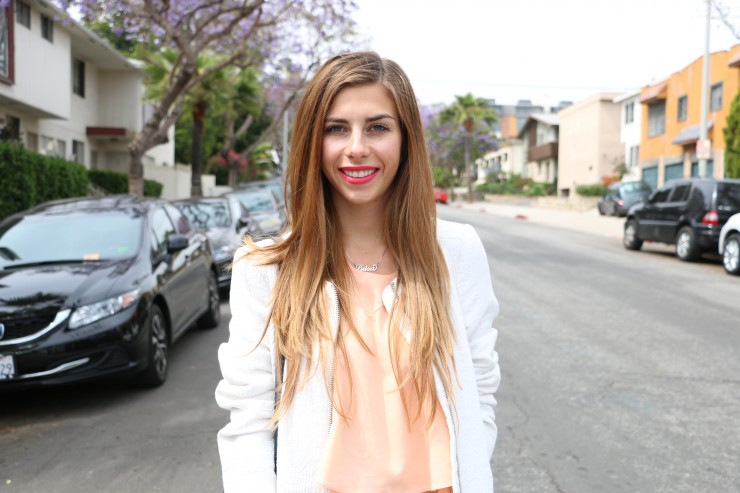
[440,93,498,203]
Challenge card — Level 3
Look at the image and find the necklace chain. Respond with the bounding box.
[346,247,388,273]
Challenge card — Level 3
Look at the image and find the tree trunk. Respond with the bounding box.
[190,100,207,198]
[128,151,145,197]
[464,131,473,203]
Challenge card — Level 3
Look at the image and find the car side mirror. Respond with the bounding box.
[167,234,189,253]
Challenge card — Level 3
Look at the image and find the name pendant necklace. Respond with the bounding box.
[346,247,388,273]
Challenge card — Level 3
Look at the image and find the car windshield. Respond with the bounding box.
[231,191,274,212]
[0,212,142,268]
[177,201,232,229]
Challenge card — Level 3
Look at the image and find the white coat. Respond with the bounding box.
[215,219,500,492]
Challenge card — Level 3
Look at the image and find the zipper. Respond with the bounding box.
[324,283,340,493]
[442,382,462,492]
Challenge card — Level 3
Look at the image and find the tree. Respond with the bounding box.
[440,94,498,203]
[56,0,357,196]
[724,90,740,179]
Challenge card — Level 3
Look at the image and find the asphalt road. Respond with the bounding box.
[435,205,740,493]
[2,206,739,492]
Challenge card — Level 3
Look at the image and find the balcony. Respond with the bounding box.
[529,142,558,162]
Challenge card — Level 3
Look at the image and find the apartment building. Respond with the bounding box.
[518,113,559,186]
[557,93,624,196]
[639,43,740,188]
[0,0,174,172]
[614,91,642,181]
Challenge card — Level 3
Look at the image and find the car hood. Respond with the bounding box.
[0,259,140,316]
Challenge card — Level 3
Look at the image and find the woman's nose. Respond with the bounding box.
[345,130,369,158]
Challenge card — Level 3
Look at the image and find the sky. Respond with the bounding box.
[352,0,740,109]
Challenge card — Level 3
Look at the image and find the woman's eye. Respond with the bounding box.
[325,125,345,134]
[369,123,389,133]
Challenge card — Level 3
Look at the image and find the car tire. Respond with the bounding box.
[623,219,643,250]
[723,234,740,275]
[198,270,221,329]
[598,203,605,216]
[675,226,700,262]
[133,304,169,388]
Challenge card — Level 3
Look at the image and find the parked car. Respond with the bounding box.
[0,195,221,390]
[225,189,286,236]
[172,196,260,291]
[623,178,740,261]
[598,180,652,217]
[434,187,449,204]
[237,178,287,217]
[719,212,740,275]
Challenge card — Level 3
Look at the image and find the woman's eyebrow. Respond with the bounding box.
[324,114,395,124]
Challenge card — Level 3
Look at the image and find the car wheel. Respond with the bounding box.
[675,226,700,262]
[198,270,221,329]
[598,203,605,216]
[723,234,740,275]
[133,304,169,387]
[623,219,643,250]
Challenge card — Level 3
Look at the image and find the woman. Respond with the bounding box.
[215,51,500,493]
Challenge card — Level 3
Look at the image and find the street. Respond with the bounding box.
[2,205,740,492]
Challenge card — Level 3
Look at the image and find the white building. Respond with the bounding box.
[476,139,525,183]
[0,0,174,174]
[613,91,642,181]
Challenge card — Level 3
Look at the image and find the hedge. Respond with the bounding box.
[0,142,88,219]
[88,169,163,198]
[575,184,606,197]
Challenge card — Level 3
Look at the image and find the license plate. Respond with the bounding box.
[0,354,16,380]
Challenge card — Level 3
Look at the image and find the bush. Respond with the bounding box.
[88,169,163,198]
[576,184,606,197]
[0,142,87,219]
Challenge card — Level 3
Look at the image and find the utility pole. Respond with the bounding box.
[698,0,712,178]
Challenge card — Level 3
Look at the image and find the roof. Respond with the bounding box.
[672,122,715,145]
[640,80,668,104]
[613,90,641,103]
[528,113,559,126]
[729,50,740,68]
[30,0,139,71]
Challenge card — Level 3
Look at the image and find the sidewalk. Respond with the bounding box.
[446,197,625,240]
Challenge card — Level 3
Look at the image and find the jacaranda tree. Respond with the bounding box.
[52,0,357,196]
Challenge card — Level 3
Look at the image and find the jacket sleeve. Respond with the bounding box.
[215,247,277,492]
[457,224,501,459]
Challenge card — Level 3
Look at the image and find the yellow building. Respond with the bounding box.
[639,44,740,188]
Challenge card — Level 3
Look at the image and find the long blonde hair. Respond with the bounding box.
[249,51,455,426]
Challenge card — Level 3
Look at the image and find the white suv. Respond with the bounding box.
[719,212,740,275]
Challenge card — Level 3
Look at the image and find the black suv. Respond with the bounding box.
[623,178,740,261]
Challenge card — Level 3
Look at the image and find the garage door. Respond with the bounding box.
[642,166,658,190]
[664,163,684,182]
[690,160,714,177]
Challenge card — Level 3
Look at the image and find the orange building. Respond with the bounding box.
[639,44,740,188]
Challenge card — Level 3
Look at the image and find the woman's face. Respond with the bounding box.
[321,83,402,210]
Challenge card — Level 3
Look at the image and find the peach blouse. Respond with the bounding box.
[317,310,452,493]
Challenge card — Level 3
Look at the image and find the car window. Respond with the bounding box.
[650,188,671,204]
[231,191,275,212]
[669,184,691,202]
[717,183,740,211]
[622,182,651,194]
[165,204,193,234]
[176,201,231,229]
[151,207,177,257]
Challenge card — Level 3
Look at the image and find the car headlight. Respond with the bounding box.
[68,289,140,329]
[214,244,233,260]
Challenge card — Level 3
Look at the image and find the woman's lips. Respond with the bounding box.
[339,167,379,185]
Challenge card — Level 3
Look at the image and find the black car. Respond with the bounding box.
[623,178,740,261]
[598,180,652,217]
[172,196,260,291]
[0,195,221,389]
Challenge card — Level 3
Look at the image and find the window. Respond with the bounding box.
[56,139,66,158]
[164,204,192,234]
[647,101,665,137]
[710,82,723,111]
[150,207,177,258]
[26,131,38,152]
[650,188,671,204]
[669,184,691,202]
[677,95,687,122]
[629,145,639,167]
[41,15,53,42]
[4,115,20,141]
[624,102,634,123]
[72,140,84,164]
[73,59,85,97]
[16,1,30,28]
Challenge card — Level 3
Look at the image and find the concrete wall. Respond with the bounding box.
[144,164,218,200]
